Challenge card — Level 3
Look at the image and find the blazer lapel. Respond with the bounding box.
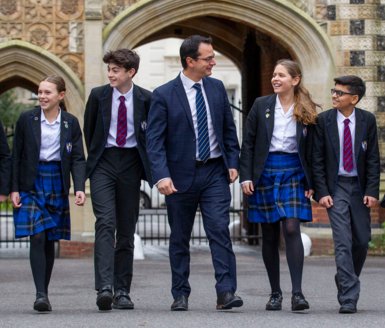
[326,110,340,161]
[133,85,143,139]
[30,107,41,151]
[264,95,276,143]
[202,78,217,128]
[354,108,364,160]
[101,86,113,139]
[60,111,70,157]
[174,76,194,132]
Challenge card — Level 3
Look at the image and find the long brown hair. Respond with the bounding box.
[41,75,67,111]
[275,59,319,125]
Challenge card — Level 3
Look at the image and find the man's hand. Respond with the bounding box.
[228,169,238,183]
[157,178,177,195]
[11,192,22,208]
[319,195,333,208]
[363,195,378,208]
[241,181,254,196]
[305,189,314,199]
[75,191,86,206]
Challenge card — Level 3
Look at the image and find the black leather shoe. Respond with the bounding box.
[216,292,243,310]
[265,292,282,311]
[33,292,52,312]
[291,292,309,311]
[171,295,188,311]
[339,300,357,314]
[96,286,113,311]
[334,274,342,305]
[113,289,134,310]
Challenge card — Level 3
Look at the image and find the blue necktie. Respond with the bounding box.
[193,83,210,162]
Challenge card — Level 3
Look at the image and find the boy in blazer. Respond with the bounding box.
[312,75,380,314]
[84,49,152,311]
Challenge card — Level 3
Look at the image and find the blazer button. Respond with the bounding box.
[193,138,196,141]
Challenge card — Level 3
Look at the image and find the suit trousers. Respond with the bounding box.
[90,147,143,292]
[166,158,237,299]
[327,176,371,304]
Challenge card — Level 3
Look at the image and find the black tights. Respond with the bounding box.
[261,219,304,294]
[30,231,55,294]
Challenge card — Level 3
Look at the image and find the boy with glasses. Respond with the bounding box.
[312,75,380,314]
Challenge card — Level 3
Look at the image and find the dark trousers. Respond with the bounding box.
[90,147,143,292]
[327,176,371,304]
[166,158,237,299]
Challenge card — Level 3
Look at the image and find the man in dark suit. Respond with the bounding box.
[146,35,242,311]
[312,75,380,314]
[84,49,152,311]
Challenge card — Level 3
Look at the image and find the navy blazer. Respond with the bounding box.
[83,84,153,186]
[11,107,86,195]
[312,107,380,201]
[146,75,240,193]
[0,120,11,195]
[240,94,313,189]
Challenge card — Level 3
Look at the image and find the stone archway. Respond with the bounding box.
[103,0,335,107]
[0,40,85,125]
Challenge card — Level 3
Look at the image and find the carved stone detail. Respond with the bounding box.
[337,5,377,20]
[0,0,21,19]
[27,23,53,49]
[332,35,374,50]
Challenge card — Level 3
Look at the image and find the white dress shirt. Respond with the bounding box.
[39,109,61,161]
[269,96,297,153]
[180,72,221,160]
[106,85,137,148]
[337,109,357,176]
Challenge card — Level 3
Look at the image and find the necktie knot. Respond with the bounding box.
[193,83,201,91]
[119,95,125,103]
[344,118,350,126]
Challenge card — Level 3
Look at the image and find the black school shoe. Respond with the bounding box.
[266,292,283,311]
[291,292,310,311]
[34,292,52,312]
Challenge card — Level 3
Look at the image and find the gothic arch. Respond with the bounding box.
[103,0,335,105]
[0,40,84,123]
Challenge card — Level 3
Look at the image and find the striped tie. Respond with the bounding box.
[343,118,353,172]
[116,95,127,147]
[193,83,210,162]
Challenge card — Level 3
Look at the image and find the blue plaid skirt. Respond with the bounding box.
[248,152,312,223]
[13,162,70,240]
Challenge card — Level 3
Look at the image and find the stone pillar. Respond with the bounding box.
[84,0,104,99]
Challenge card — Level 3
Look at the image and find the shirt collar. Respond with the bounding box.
[275,95,294,115]
[337,108,355,124]
[180,71,202,90]
[113,84,134,101]
[41,108,61,124]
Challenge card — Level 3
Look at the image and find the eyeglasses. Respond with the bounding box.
[195,56,215,63]
[330,88,354,97]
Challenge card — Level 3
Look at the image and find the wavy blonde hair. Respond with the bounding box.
[275,59,320,125]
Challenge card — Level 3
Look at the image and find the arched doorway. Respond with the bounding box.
[0,40,85,125]
[103,0,335,112]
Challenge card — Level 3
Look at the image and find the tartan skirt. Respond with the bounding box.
[248,152,312,223]
[13,161,70,240]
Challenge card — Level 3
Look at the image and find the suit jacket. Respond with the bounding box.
[0,120,11,195]
[240,94,313,189]
[146,75,240,193]
[312,107,380,201]
[11,107,86,195]
[83,84,153,186]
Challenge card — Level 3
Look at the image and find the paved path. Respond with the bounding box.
[1,245,385,327]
